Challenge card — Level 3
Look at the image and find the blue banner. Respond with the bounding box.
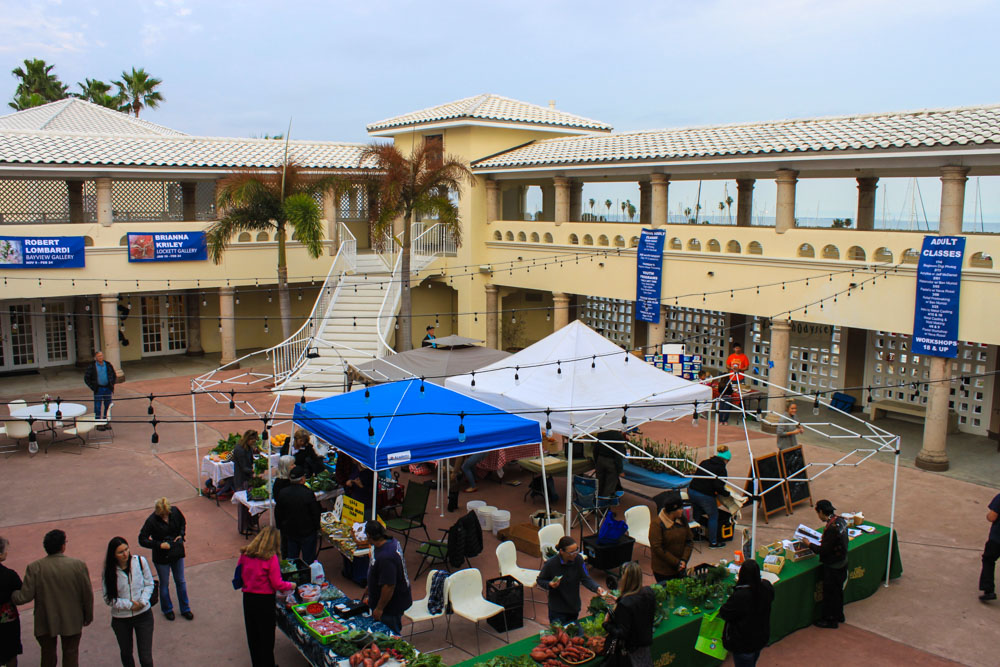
[912,235,965,358]
[0,236,85,268]
[127,231,207,262]
[635,228,666,323]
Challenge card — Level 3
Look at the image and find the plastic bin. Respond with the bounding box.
[477,505,496,531]
[491,509,511,535]
[282,558,312,586]
[581,535,635,571]
[467,500,486,513]
[485,575,524,632]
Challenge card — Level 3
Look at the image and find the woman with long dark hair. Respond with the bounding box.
[103,537,155,667]
[237,526,294,667]
[232,430,259,535]
[603,561,655,667]
[719,559,774,667]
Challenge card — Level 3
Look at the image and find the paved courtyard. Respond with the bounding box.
[0,361,997,666]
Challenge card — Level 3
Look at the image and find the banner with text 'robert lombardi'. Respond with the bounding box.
[912,235,965,358]
[126,231,208,262]
[0,236,85,268]
[636,228,667,323]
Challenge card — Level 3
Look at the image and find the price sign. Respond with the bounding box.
[342,496,365,524]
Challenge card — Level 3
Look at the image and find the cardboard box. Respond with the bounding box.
[498,523,541,558]
[762,554,786,574]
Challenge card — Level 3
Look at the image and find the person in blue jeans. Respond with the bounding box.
[460,451,490,493]
[83,350,117,424]
[687,445,731,548]
[138,498,192,621]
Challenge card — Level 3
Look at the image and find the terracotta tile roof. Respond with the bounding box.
[0,98,186,136]
[367,94,612,132]
[472,104,1000,169]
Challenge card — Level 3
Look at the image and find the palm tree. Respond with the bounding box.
[605,199,612,220]
[73,78,122,109]
[718,201,725,223]
[9,58,67,110]
[114,67,163,117]
[588,198,595,220]
[627,202,637,221]
[725,195,734,223]
[206,161,347,338]
[620,201,627,220]
[684,206,693,223]
[360,141,473,351]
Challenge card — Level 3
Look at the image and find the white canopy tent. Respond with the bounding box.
[445,321,712,530]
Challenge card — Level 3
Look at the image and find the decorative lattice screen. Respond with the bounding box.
[0,179,71,223]
[579,296,633,348]
[661,306,728,370]
[339,185,367,221]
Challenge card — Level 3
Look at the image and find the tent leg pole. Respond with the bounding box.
[443,460,450,518]
[885,436,901,588]
[191,387,201,495]
[435,459,441,512]
[750,476,758,558]
[705,402,711,458]
[566,435,574,535]
[539,442,551,525]
[371,472,378,523]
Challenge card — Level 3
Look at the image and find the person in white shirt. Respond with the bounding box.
[102,537,154,667]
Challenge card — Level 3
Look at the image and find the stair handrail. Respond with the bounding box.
[412,222,457,266]
[376,250,403,358]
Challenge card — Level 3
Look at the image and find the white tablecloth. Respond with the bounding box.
[201,453,279,485]
[232,488,343,516]
[11,403,87,422]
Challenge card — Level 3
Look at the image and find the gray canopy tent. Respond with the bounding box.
[350,336,511,386]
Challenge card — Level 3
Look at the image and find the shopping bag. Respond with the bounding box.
[694,608,727,660]
[598,511,628,544]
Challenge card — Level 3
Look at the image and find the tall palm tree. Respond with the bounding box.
[725,195,734,224]
[718,201,725,223]
[9,58,67,109]
[620,200,627,220]
[114,67,163,117]
[605,199,612,220]
[588,198,595,220]
[73,78,122,109]
[206,161,347,338]
[360,141,473,351]
[627,202,637,221]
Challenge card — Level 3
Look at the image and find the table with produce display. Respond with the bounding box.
[455,521,902,667]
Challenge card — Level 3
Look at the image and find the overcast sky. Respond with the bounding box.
[3,0,999,223]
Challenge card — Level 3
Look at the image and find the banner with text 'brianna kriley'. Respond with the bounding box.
[126,231,208,262]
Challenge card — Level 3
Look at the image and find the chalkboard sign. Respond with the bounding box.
[779,445,812,510]
[744,452,789,523]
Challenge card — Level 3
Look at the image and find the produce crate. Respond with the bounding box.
[762,554,786,574]
[282,558,312,586]
[485,575,523,632]
[292,603,348,644]
[498,523,542,558]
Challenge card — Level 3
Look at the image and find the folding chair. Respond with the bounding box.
[2,419,30,457]
[496,541,539,620]
[415,516,473,578]
[624,505,651,555]
[383,481,432,551]
[403,569,448,650]
[537,522,565,567]
[571,475,623,540]
[90,402,114,446]
[444,568,509,656]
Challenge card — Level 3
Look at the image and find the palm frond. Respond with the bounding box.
[284,192,325,259]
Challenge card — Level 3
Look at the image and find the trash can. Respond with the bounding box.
[485,575,523,632]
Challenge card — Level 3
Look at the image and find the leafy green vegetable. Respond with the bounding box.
[579,613,607,637]
[472,655,537,667]
[372,634,417,661]
[211,433,240,454]
[410,654,446,667]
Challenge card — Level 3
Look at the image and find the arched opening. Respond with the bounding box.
[505,231,514,241]
[629,236,639,248]
[598,234,610,246]
[798,243,815,258]
[291,231,298,240]
[874,247,893,263]
[822,244,840,260]
[687,238,701,251]
[847,245,866,261]
[669,237,682,250]
[530,232,540,243]
[119,235,127,246]
[726,240,741,253]
[748,241,763,255]
[583,234,594,245]
[706,239,721,252]
[614,235,626,248]
[970,251,994,268]
[517,231,527,242]
[256,231,269,241]
[83,236,94,247]
[902,248,920,264]
[543,233,553,243]
[569,234,579,245]
[238,232,251,242]
[493,230,502,241]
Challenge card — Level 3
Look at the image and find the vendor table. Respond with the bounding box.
[621,460,690,489]
[455,521,902,667]
[478,444,545,474]
[232,487,342,516]
[517,455,594,476]
[276,596,395,667]
[201,453,279,485]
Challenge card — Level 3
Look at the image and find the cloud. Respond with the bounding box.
[140,0,202,52]
[0,2,87,54]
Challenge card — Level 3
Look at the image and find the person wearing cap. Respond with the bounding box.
[649,498,693,582]
[274,466,322,564]
[688,445,732,548]
[978,490,1000,602]
[814,499,849,628]
[421,325,437,348]
[363,521,411,634]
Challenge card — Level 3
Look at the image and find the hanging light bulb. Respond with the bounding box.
[151,418,160,446]
[55,398,62,421]
[435,314,440,327]
[264,317,269,333]
[229,390,236,414]
[147,393,155,415]
[621,405,629,428]
[511,311,517,324]
[546,310,551,322]
[268,291,272,303]
[298,289,303,301]
[557,361,562,379]
[419,377,426,398]
[364,384,370,403]
[591,356,596,370]
[470,372,476,390]
[367,415,376,446]
[544,409,553,437]
[235,292,240,305]
[692,402,699,427]
[202,296,208,307]
[40,301,46,313]
[812,393,820,415]
[458,412,466,443]
[300,386,307,404]
[514,366,520,385]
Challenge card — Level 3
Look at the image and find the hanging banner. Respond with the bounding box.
[912,235,965,358]
[127,231,207,262]
[635,227,666,323]
[0,236,85,268]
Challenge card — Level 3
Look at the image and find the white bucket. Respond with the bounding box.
[477,505,496,531]
[491,509,511,535]
[467,500,486,513]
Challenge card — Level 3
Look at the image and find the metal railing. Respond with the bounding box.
[271,222,356,387]
[412,222,457,264]
[376,251,402,359]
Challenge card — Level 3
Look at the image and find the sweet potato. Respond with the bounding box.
[531,648,547,662]
[363,659,374,667]
[540,635,558,646]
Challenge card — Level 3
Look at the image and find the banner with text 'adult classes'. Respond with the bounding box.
[911,235,965,358]
[635,228,666,324]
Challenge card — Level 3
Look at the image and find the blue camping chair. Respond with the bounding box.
[571,475,624,539]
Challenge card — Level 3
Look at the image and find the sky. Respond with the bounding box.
[2,0,1000,223]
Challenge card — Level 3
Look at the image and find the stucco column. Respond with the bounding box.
[938,166,969,236]
[638,181,651,225]
[485,180,500,222]
[184,290,204,357]
[323,187,339,255]
[219,286,238,367]
[214,178,226,219]
[855,177,878,231]
[485,284,499,350]
[569,181,583,222]
[181,182,198,221]
[766,319,791,416]
[916,166,969,471]
[736,178,755,227]
[647,305,667,351]
[73,296,95,367]
[99,294,124,379]
[650,174,669,227]
[67,180,85,223]
[774,170,798,234]
[96,177,113,227]
[553,177,570,224]
[553,292,571,331]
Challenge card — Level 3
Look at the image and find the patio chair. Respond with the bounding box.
[496,541,539,619]
[90,403,114,445]
[403,569,448,650]
[571,474,623,539]
[62,413,97,451]
[624,505,651,554]
[537,522,565,566]
[414,512,478,578]
[444,568,508,656]
[7,399,26,415]
[2,419,31,456]
[383,481,432,551]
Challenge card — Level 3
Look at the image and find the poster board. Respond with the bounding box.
[342,496,365,524]
[779,445,812,510]
[744,452,789,523]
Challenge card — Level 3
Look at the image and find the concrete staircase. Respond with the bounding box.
[285,252,393,395]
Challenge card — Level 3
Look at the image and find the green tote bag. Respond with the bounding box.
[694,608,728,660]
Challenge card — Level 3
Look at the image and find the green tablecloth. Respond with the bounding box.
[453,522,902,666]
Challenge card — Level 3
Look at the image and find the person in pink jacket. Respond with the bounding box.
[237,527,294,667]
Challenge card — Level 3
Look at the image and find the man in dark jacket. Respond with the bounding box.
[82,350,116,424]
[275,466,322,563]
[592,430,625,499]
[688,445,731,548]
[814,499,849,628]
[537,536,607,624]
[364,521,412,634]
[720,559,774,666]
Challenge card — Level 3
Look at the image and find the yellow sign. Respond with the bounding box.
[343,496,365,524]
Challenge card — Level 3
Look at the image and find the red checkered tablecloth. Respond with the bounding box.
[477,443,545,472]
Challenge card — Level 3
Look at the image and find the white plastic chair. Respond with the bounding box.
[91,403,114,445]
[624,505,652,552]
[7,399,26,415]
[445,568,508,656]
[496,541,539,619]
[2,420,31,456]
[537,522,565,566]
[63,413,97,450]
[403,569,448,651]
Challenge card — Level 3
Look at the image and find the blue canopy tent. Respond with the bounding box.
[292,379,543,517]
